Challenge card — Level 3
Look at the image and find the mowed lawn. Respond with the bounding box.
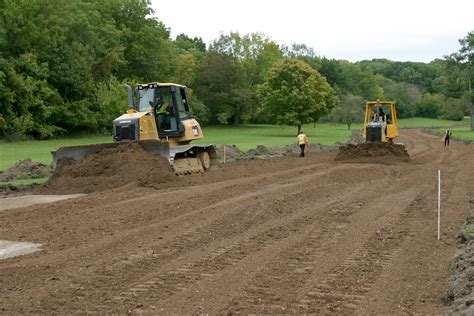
[397,117,470,128]
[194,123,354,150]
[0,136,111,171]
[400,117,474,142]
[0,118,472,171]
[432,127,474,142]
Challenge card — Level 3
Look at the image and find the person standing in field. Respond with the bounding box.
[297,130,309,157]
[444,129,452,146]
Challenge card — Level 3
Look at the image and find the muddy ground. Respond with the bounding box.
[0,129,473,314]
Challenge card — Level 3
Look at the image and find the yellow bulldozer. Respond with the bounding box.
[52,82,217,174]
[363,99,398,142]
[335,99,408,161]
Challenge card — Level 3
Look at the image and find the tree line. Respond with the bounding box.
[0,0,472,140]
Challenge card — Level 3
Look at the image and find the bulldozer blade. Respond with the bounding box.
[51,141,217,174]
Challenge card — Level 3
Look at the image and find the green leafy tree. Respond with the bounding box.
[446,31,474,129]
[176,52,197,87]
[440,97,467,121]
[208,32,283,123]
[257,59,338,134]
[194,51,244,125]
[175,34,206,53]
[416,93,444,118]
[377,76,421,118]
[329,94,364,130]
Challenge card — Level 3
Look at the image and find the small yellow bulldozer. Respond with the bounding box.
[363,99,399,142]
[52,82,217,174]
[335,99,409,162]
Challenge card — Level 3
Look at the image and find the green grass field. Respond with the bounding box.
[397,117,470,128]
[194,123,353,150]
[0,118,472,171]
[0,136,110,171]
[431,127,474,142]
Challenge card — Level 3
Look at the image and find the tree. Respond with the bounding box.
[193,32,283,125]
[416,93,444,118]
[176,52,197,87]
[174,34,206,53]
[376,76,421,118]
[193,51,244,125]
[446,31,474,130]
[329,94,364,130]
[257,59,338,134]
[440,97,467,121]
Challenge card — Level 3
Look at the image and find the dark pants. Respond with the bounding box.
[300,144,305,157]
[444,136,450,146]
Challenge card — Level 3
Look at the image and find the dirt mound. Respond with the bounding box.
[216,144,243,161]
[37,142,177,194]
[216,143,342,162]
[443,213,474,315]
[335,142,410,163]
[0,158,52,182]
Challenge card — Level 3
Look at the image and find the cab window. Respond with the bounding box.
[137,88,154,112]
[175,90,190,119]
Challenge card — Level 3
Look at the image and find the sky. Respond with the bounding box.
[150,0,473,63]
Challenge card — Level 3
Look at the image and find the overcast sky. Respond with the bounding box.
[150,0,473,63]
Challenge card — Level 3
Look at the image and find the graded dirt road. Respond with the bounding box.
[0,129,473,314]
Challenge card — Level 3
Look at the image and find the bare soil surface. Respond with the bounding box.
[0,194,84,211]
[0,129,473,314]
[443,214,474,315]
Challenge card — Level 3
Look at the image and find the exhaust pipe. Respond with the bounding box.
[124,84,133,109]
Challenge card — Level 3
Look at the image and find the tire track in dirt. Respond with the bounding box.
[110,175,371,309]
[219,180,425,314]
[146,163,421,314]
[292,190,430,314]
[356,136,474,314]
[81,164,355,272]
[399,130,433,160]
[0,163,365,313]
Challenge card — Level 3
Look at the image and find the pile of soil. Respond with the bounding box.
[0,158,52,182]
[38,143,177,194]
[443,212,474,315]
[216,143,342,162]
[335,142,410,163]
[216,145,243,161]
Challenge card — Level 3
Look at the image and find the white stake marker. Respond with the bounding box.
[438,170,441,241]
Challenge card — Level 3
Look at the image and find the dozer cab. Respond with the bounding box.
[363,99,398,142]
[52,82,217,174]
